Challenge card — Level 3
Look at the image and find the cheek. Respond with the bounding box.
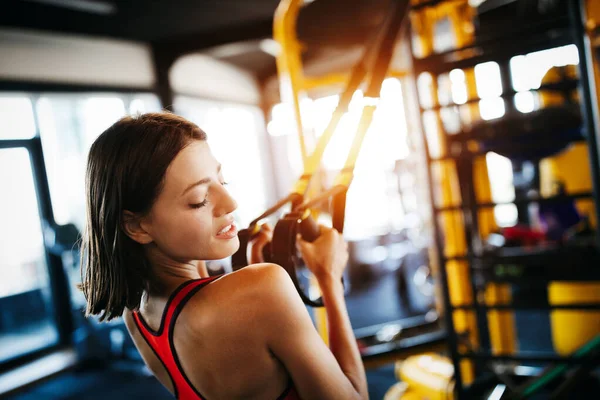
[156,210,213,251]
[172,211,212,241]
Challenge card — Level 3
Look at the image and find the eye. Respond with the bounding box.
[221,181,229,186]
[190,199,209,209]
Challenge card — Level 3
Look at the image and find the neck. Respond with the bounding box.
[144,247,211,297]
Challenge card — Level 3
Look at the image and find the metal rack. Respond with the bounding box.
[407,0,600,397]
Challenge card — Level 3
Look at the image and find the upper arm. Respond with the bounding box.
[254,264,361,400]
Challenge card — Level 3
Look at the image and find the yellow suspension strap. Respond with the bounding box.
[232,0,410,308]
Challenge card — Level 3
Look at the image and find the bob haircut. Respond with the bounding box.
[80,112,207,321]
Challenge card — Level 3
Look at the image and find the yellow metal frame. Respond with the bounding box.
[273,0,309,165]
[410,0,517,385]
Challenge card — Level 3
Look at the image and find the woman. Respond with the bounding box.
[80,112,368,400]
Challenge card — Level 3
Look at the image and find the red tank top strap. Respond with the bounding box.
[277,381,300,400]
[132,276,220,400]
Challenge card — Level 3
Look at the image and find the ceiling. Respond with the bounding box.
[2,0,400,83]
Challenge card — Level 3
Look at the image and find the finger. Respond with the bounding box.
[254,232,270,251]
[318,224,332,235]
[256,230,271,242]
[295,234,313,251]
[261,223,273,232]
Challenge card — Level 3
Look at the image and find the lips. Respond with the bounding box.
[217,224,233,235]
[216,220,238,239]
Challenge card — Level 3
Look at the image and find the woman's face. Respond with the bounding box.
[141,140,239,262]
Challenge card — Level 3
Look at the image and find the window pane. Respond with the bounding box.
[510,44,579,91]
[37,97,86,228]
[514,91,536,113]
[129,94,162,115]
[475,62,502,98]
[449,69,468,104]
[37,95,130,229]
[0,96,36,139]
[486,152,517,227]
[479,97,505,120]
[81,97,126,150]
[0,148,59,362]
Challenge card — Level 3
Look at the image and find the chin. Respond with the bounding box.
[227,236,241,256]
[209,236,240,260]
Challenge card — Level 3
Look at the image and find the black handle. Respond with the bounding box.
[299,215,321,243]
[231,228,250,270]
[262,242,272,263]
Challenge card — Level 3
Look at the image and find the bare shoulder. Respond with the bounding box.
[183,264,301,328]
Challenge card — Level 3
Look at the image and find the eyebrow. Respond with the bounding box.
[181,164,222,196]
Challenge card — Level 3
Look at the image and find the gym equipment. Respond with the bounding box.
[405,0,600,397]
[231,0,409,307]
[549,283,600,355]
[395,353,455,400]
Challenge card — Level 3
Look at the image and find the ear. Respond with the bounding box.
[122,211,153,244]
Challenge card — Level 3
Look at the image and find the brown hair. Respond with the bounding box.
[80,112,207,321]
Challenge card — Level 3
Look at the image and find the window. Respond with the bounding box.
[486,152,518,227]
[510,44,579,113]
[0,92,161,364]
[36,94,161,230]
[0,96,36,139]
[475,61,505,121]
[482,45,581,226]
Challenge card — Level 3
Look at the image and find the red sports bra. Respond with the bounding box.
[132,276,299,400]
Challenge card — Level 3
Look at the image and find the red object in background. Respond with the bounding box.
[357,339,368,354]
[503,225,546,246]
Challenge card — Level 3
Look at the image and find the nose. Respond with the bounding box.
[214,184,238,217]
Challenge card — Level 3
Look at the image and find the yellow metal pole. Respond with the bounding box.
[273,0,309,165]
[473,157,516,356]
[411,0,480,384]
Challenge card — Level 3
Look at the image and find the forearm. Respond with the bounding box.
[319,277,368,399]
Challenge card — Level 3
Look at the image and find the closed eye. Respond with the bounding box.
[190,199,208,209]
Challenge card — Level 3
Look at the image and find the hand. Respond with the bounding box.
[296,225,349,283]
[246,224,273,264]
